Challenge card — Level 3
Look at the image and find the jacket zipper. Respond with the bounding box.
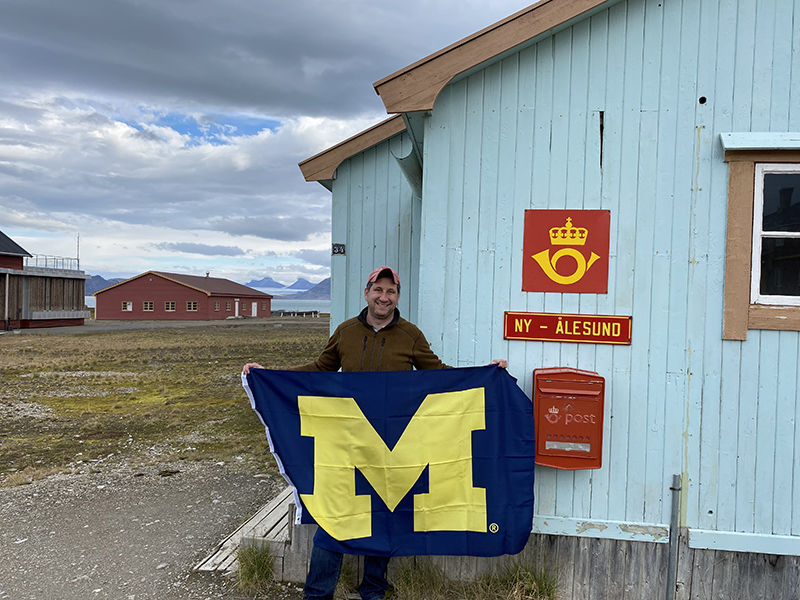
[359,335,368,370]
[367,330,378,370]
[376,337,386,370]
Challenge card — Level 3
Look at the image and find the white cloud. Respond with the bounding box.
[0,0,530,284]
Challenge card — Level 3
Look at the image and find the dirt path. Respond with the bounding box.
[0,460,301,600]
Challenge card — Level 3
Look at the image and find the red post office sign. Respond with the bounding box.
[523,209,610,293]
[504,311,632,345]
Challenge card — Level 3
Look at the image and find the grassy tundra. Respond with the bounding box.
[0,318,329,486]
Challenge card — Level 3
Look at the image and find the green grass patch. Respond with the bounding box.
[0,319,329,485]
[388,557,560,600]
[235,542,277,596]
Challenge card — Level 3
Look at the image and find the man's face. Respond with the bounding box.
[364,276,399,322]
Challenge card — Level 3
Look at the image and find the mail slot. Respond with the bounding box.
[533,367,605,470]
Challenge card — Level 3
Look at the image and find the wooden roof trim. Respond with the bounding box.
[92,271,155,296]
[298,115,406,182]
[374,0,614,113]
[93,271,208,296]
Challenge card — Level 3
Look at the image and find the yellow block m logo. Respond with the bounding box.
[298,388,487,541]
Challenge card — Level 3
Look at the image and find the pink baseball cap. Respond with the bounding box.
[366,266,400,287]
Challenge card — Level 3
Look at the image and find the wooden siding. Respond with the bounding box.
[267,515,800,599]
[1,273,86,324]
[28,276,84,312]
[411,0,800,549]
[329,132,420,331]
[0,273,23,321]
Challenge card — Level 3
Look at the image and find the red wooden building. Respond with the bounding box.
[94,271,272,320]
[1,230,90,329]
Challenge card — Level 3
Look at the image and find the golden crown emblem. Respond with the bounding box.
[550,217,588,246]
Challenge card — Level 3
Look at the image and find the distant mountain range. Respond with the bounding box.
[85,273,329,299]
[286,277,314,290]
[246,276,329,299]
[244,276,285,288]
[85,275,125,295]
[285,277,330,299]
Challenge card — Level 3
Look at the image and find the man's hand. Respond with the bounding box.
[490,359,508,369]
[243,362,265,375]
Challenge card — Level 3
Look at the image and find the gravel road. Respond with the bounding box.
[0,458,302,600]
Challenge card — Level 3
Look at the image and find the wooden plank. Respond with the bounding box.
[570,536,591,600]
[330,166,349,332]
[716,343,741,533]
[556,534,577,599]
[641,541,666,600]
[194,486,293,572]
[674,530,693,600]
[725,150,800,163]
[548,26,577,519]
[747,305,800,332]
[751,0,777,132]
[360,147,377,280]
[490,51,519,379]
[529,32,556,515]
[506,43,537,397]
[587,537,609,600]
[710,550,735,600]
[455,68,486,367]
[415,79,453,353]
[773,333,798,537]
[722,161,754,340]
[780,555,800,600]
[621,539,644,599]
[607,538,627,600]
[688,548,714,600]
[747,552,768,600]
[345,154,365,321]
[600,0,631,527]
[438,79,466,365]
[769,0,793,132]
[473,60,502,366]
[735,334,760,533]
[754,331,779,536]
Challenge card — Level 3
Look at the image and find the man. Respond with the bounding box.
[244,266,506,600]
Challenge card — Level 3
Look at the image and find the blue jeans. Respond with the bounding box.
[303,543,390,600]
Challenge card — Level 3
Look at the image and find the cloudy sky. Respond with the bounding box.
[1,0,528,285]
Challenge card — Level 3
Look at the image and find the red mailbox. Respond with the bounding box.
[533,367,605,470]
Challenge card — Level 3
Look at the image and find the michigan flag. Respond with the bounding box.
[243,365,534,557]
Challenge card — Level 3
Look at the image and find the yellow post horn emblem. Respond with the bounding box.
[533,217,600,285]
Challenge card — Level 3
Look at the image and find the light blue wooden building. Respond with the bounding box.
[299,0,800,596]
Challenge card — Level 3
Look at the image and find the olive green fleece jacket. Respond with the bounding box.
[293,308,450,372]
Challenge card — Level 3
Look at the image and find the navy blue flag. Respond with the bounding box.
[243,365,534,557]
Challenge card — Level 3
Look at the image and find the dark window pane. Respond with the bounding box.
[760,237,800,296]
[763,173,800,232]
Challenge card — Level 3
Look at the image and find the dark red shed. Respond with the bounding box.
[94,271,272,321]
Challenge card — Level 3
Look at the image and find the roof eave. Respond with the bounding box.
[374,0,618,114]
[298,115,406,183]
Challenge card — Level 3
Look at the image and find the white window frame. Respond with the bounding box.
[751,163,800,307]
